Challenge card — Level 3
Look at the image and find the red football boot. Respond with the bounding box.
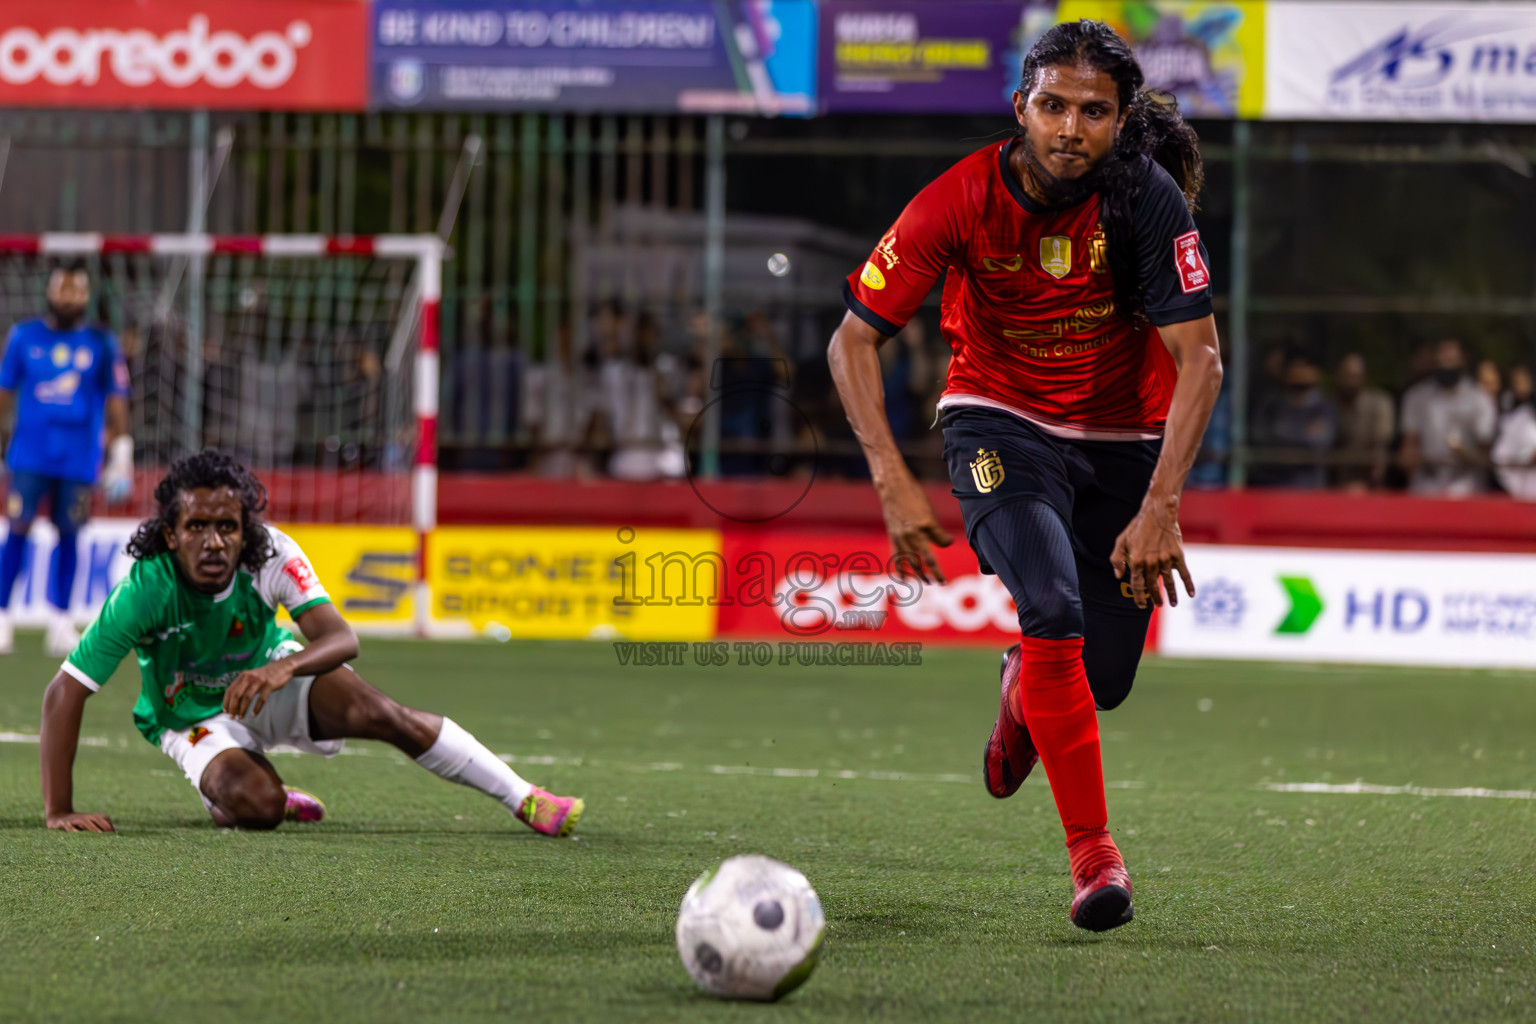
[1068,830,1134,932]
[982,643,1039,798]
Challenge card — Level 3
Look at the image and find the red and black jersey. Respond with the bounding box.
[844,139,1213,439]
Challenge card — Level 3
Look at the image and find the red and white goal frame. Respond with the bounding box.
[0,232,444,634]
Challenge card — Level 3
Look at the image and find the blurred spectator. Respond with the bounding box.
[1332,352,1394,491]
[792,344,866,480]
[716,314,789,476]
[521,323,597,478]
[606,313,686,481]
[1188,368,1231,488]
[1247,342,1291,435]
[1476,359,1502,407]
[1250,353,1336,488]
[1501,362,1533,415]
[1493,365,1536,499]
[880,320,933,441]
[1405,340,1437,387]
[1399,338,1497,496]
[241,337,310,468]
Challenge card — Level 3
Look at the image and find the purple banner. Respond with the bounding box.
[372,0,817,114]
[819,1,1034,113]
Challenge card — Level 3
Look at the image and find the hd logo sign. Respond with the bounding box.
[1159,544,1536,669]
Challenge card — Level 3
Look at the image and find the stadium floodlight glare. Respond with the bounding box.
[0,232,444,634]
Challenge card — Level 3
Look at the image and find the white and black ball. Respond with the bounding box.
[675,854,825,1001]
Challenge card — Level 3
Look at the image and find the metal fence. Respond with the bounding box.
[1,109,1533,489]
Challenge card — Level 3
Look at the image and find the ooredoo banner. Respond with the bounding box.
[0,0,368,110]
[1264,1,1536,123]
[1159,544,1536,667]
[716,529,1022,644]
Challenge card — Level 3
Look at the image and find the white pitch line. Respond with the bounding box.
[499,753,976,785]
[1262,781,1536,801]
[1,732,108,747]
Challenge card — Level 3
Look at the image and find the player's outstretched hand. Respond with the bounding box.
[223,662,296,720]
[47,811,115,832]
[877,474,954,585]
[1111,493,1195,610]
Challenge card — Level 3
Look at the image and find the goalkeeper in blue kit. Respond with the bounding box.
[0,260,134,656]
[38,450,584,835]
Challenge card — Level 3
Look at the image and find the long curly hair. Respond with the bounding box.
[1019,20,1205,323]
[126,450,274,572]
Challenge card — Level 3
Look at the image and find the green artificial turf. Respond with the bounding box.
[2,635,1534,1023]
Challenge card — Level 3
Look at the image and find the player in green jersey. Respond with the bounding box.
[37,450,584,836]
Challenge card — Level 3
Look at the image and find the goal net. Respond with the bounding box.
[0,234,442,530]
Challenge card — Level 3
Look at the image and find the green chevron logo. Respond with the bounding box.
[1275,576,1324,634]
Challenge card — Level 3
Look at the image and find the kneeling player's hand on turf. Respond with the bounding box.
[1112,495,1194,610]
[877,475,953,585]
[47,811,115,832]
[223,662,296,719]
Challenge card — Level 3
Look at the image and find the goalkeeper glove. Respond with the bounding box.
[102,435,134,505]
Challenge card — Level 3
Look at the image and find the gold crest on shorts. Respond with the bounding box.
[1040,235,1072,279]
[969,447,1004,493]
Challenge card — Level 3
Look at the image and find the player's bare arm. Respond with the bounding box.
[105,394,128,442]
[39,669,113,832]
[827,310,953,584]
[222,601,360,720]
[1112,314,1223,609]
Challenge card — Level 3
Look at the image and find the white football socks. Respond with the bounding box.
[414,717,534,812]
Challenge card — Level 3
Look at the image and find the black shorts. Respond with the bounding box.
[940,405,1158,610]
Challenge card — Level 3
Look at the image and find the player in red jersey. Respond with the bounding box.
[828,21,1222,932]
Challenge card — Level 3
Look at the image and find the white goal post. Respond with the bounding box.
[0,231,444,633]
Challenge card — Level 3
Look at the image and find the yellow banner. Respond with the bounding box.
[1055,0,1266,119]
[428,526,721,640]
[275,524,417,630]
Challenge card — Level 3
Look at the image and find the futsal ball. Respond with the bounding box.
[675,854,825,1001]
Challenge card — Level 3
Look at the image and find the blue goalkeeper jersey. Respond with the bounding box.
[0,319,129,483]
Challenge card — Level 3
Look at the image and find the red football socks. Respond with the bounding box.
[1010,635,1109,845]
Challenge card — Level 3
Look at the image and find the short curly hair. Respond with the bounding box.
[126,450,274,572]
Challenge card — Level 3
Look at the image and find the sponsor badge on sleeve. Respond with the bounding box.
[283,556,320,592]
[1173,230,1210,294]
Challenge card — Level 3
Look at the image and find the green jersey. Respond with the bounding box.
[63,527,332,745]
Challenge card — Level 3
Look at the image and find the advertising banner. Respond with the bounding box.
[372,0,817,114]
[819,1,1261,117]
[1159,544,1536,668]
[0,518,135,627]
[1058,0,1265,118]
[427,526,721,640]
[276,525,418,632]
[715,529,1022,644]
[1264,1,1536,123]
[0,0,368,111]
[818,1,1031,113]
[0,520,414,634]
